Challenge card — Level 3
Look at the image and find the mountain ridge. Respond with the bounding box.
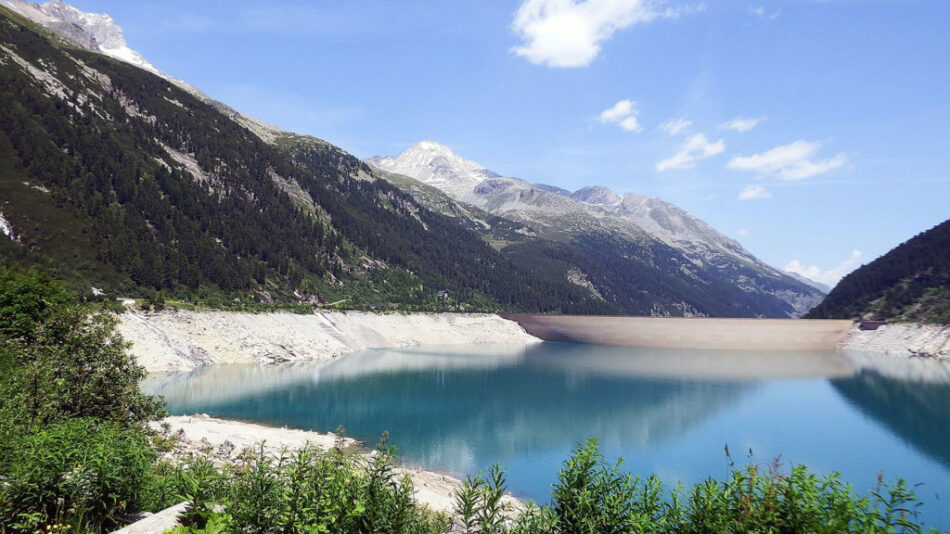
[0,4,616,313]
[1,0,823,318]
[806,219,950,323]
[369,141,824,317]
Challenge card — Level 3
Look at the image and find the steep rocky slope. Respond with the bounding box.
[0,0,823,317]
[0,3,609,313]
[370,142,825,317]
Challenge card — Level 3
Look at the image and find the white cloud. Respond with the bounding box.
[719,116,763,133]
[736,229,749,237]
[656,133,725,171]
[727,140,847,180]
[599,99,642,132]
[749,5,781,20]
[784,250,862,288]
[737,184,771,200]
[618,116,642,132]
[659,117,692,136]
[510,0,694,68]
[600,99,633,122]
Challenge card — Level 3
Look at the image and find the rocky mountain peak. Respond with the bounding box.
[1,0,160,74]
[368,141,501,198]
[571,186,623,210]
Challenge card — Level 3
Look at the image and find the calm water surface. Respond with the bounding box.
[146,343,950,528]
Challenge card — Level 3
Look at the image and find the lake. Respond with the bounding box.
[145,343,950,528]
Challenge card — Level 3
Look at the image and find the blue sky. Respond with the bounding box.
[70,0,950,287]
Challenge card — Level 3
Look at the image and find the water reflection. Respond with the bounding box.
[147,344,853,474]
[145,343,950,527]
[833,371,950,469]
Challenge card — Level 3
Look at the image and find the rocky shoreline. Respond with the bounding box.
[839,322,950,359]
[838,322,950,382]
[117,308,540,373]
[114,415,523,533]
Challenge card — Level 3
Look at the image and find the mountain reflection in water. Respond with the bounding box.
[146,343,950,527]
[833,371,950,468]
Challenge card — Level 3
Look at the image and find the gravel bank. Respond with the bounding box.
[152,415,523,517]
[839,323,950,382]
[117,309,539,373]
[840,323,950,359]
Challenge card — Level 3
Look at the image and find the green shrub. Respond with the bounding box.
[0,267,163,443]
[0,268,74,342]
[0,267,164,533]
[162,437,450,534]
[0,418,157,533]
[498,439,938,534]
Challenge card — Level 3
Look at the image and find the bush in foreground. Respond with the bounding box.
[156,435,450,534]
[463,439,937,534]
[160,438,940,534]
[0,418,157,533]
[0,267,163,533]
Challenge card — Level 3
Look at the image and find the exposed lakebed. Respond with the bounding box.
[146,343,950,528]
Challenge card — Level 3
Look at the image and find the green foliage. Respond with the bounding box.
[456,464,511,534]
[166,512,233,534]
[0,418,157,534]
[0,268,74,341]
[0,267,163,444]
[161,438,451,534]
[0,266,164,533]
[496,440,939,534]
[808,219,950,323]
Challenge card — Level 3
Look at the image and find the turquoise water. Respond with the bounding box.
[146,343,950,528]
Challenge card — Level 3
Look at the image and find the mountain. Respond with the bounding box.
[0,0,821,318]
[369,142,824,317]
[807,219,950,323]
[1,0,159,74]
[784,271,832,294]
[0,2,615,313]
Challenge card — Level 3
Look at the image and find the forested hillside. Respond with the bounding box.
[370,142,825,318]
[0,8,610,313]
[807,219,950,323]
[0,4,822,317]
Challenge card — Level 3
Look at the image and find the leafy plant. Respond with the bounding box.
[0,418,156,533]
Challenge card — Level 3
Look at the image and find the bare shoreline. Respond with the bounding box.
[118,308,541,374]
[152,414,512,514]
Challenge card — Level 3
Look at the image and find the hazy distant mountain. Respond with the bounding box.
[369,141,825,317]
[807,219,950,323]
[784,271,831,294]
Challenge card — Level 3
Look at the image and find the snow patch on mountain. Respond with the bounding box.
[1,0,288,144]
[1,0,160,74]
[370,141,764,268]
[368,141,500,200]
[369,140,825,317]
[0,211,19,241]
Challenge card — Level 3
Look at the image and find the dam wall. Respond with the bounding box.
[502,314,853,351]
